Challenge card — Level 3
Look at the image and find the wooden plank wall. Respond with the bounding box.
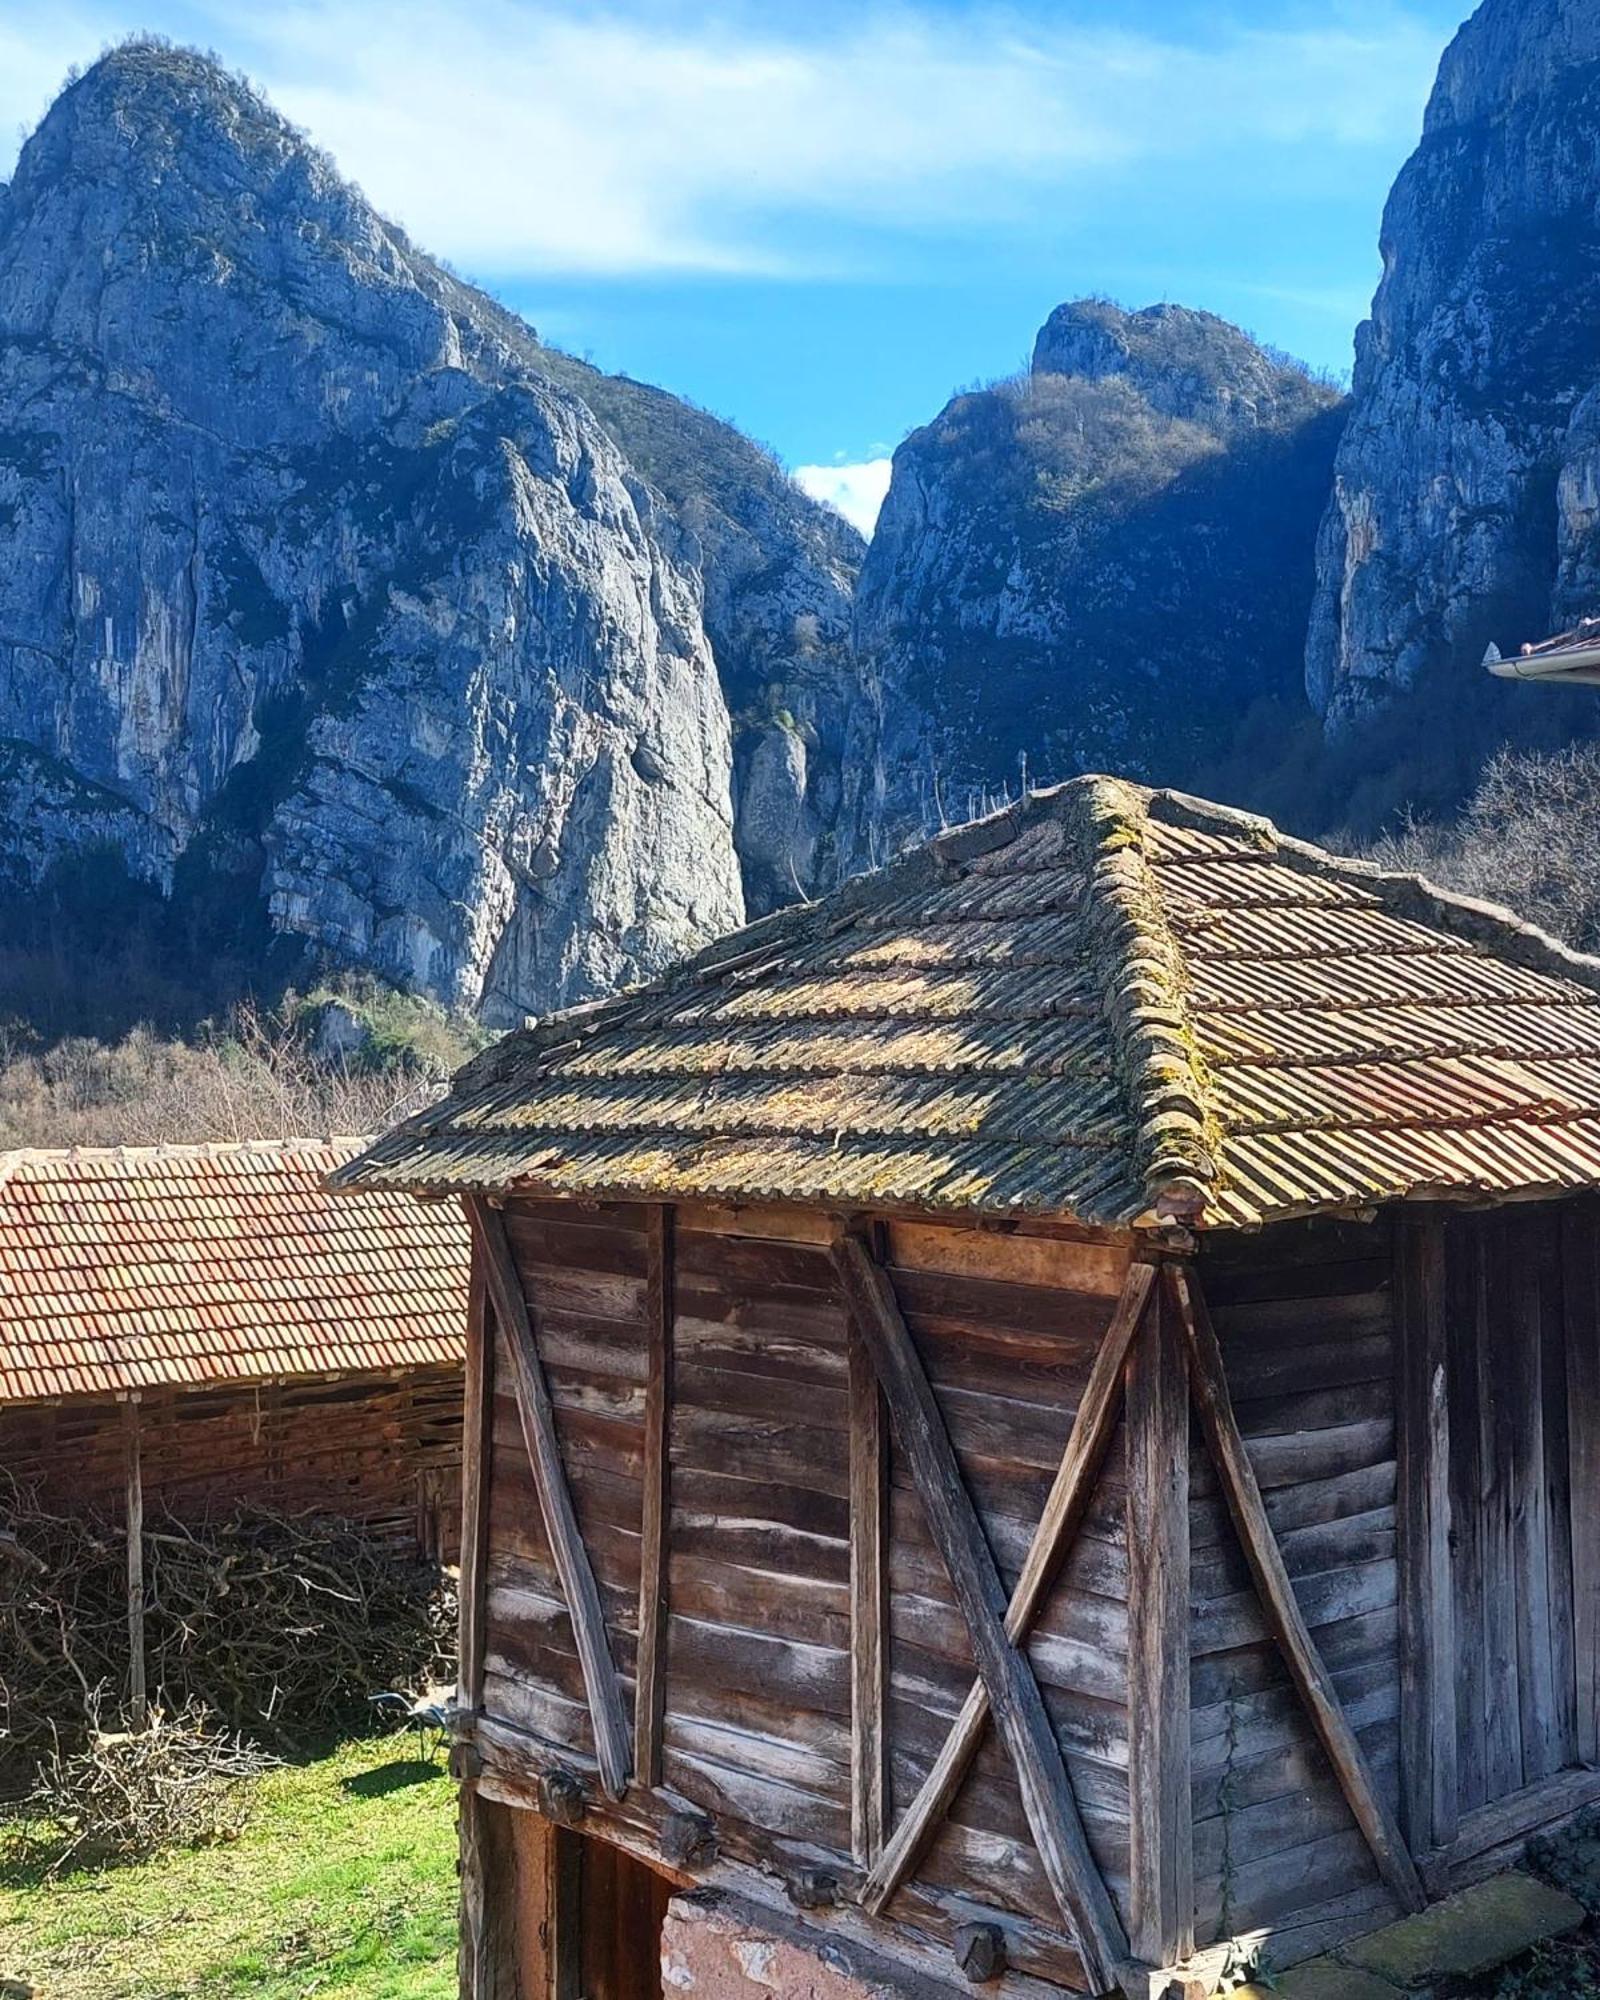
[877,1221,1135,1953]
[1,1367,463,1553]
[1194,1216,1402,1960]
[480,1199,1138,1988]
[482,1200,651,1758]
[1444,1204,1581,1813]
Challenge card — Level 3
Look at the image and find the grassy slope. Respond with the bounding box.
[0,1737,456,1999]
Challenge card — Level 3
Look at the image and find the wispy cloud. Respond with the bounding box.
[794,457,894,537]
[0,3,1445,280]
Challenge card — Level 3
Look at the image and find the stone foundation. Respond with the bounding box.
[661,1891,960,2000]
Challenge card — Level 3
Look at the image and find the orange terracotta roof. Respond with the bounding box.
[337,778,1600,1230]
[0,1139,466,1404]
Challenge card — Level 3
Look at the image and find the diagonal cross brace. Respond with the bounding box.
[469,1198,633,1801]
[858,1258,1156,1917]
[833,1231,1132,1993]
[1170,1265,1425,1915]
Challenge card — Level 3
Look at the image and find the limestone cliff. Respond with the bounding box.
[0,44,867,1018]
[1307,0,1600,737]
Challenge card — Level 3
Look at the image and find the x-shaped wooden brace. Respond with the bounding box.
[836,1232,1426,1998]
[833,1231,1144,1994]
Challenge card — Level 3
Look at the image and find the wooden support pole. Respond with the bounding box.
[849,1312,889,1866]
[1125,1270,1193,1968]
[1171,1265,1426,1914]
[833,1230,1131,1993]
[859,1258,1155,1916]
[123,1394,146,1726]
[635,1204,675,1787]
[458,1263,493,1714]
[1396,1213,1457,1857]
[468,1198,632,1799]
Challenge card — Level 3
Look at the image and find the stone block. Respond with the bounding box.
[1236,1958,1402,1999]
[661,1891,961,2000]
[1341,1872,1584,1985]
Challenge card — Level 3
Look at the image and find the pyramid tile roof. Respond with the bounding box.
[336,778,1600,1229]
[0,1139,467,1404]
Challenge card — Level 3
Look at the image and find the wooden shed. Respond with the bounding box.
[339,777,1600,2000]
[0,1140,468,1557]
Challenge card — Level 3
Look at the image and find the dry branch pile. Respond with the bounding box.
[1,1481,454,1784]
[25,1701,276,1869]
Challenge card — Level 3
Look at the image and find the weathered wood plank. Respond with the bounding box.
[1479,1219,1524,1802]
[1564,1203,1600,1769]
[884,1221,1129,1297]
[849,1314,889,1866]
[837,1229,1137,1990]
[1512,1217,1561,1787]
[634,1205,674,1786]
[459,1268,494,1713]
[1172,1265,1425,1915]
[1125,1273,1192,1968]
[123,1396,146,1725]
[1395,1213,1455,1855]
[469,1199,632,1800]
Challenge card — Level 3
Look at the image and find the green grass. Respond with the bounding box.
[0,1737,457,1999]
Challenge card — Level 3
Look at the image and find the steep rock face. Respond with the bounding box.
[0,45,866,1017]
[1306,0,1600,733]
[532,359,870,912]
[855,301,1343,845]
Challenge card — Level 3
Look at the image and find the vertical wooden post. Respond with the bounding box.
[1397,1213,1457,1857]
[123,1394,146,1726]
[849,1315,889,1865]
[458,1265,494,1714]
[1125,1268,1193,1969]
[1564,1202,1600,1769]
[635,1205,675,1787]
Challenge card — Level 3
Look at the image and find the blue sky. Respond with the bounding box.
[0,0,1473,530]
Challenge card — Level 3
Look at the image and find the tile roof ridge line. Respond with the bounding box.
[1074,777,1220,1224]
[0,1135,370,1172]
[1150,786,1600,999]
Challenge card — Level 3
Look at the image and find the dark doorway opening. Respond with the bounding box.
[570,1830,676,2000]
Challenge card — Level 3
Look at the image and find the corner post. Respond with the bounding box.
[1397,1211,1456,1860]
[1125,1263,1194,1968]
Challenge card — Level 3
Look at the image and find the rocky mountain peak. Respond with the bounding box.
[0,42,883,1025]
[1423,0,1600,134]
[1030,298,1334,437]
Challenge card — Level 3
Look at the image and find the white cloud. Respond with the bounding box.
[795,458,894,538]
[0,3,1447,280]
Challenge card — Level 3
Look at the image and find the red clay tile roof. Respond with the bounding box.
[338,778,1600,1231]
[0,1139,466,1404]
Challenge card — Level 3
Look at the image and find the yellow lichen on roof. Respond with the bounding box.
[336,778,1600,1229]
[0,1139,467,1404]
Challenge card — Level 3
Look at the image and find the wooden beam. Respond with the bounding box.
[635,1204,675,1787]
[123,1395,146,1727]
[859,1258,1155,1916]
[1396,1213,1457,1856]
[458,1264,494,1714]
[833,1230,1131,1993]
[849,1310,889,1866]
[1171,1264,1426,1915]
[468,1198,632,1800]
[1563,1202,1600,1770]
[1125,1271,1193,1967]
